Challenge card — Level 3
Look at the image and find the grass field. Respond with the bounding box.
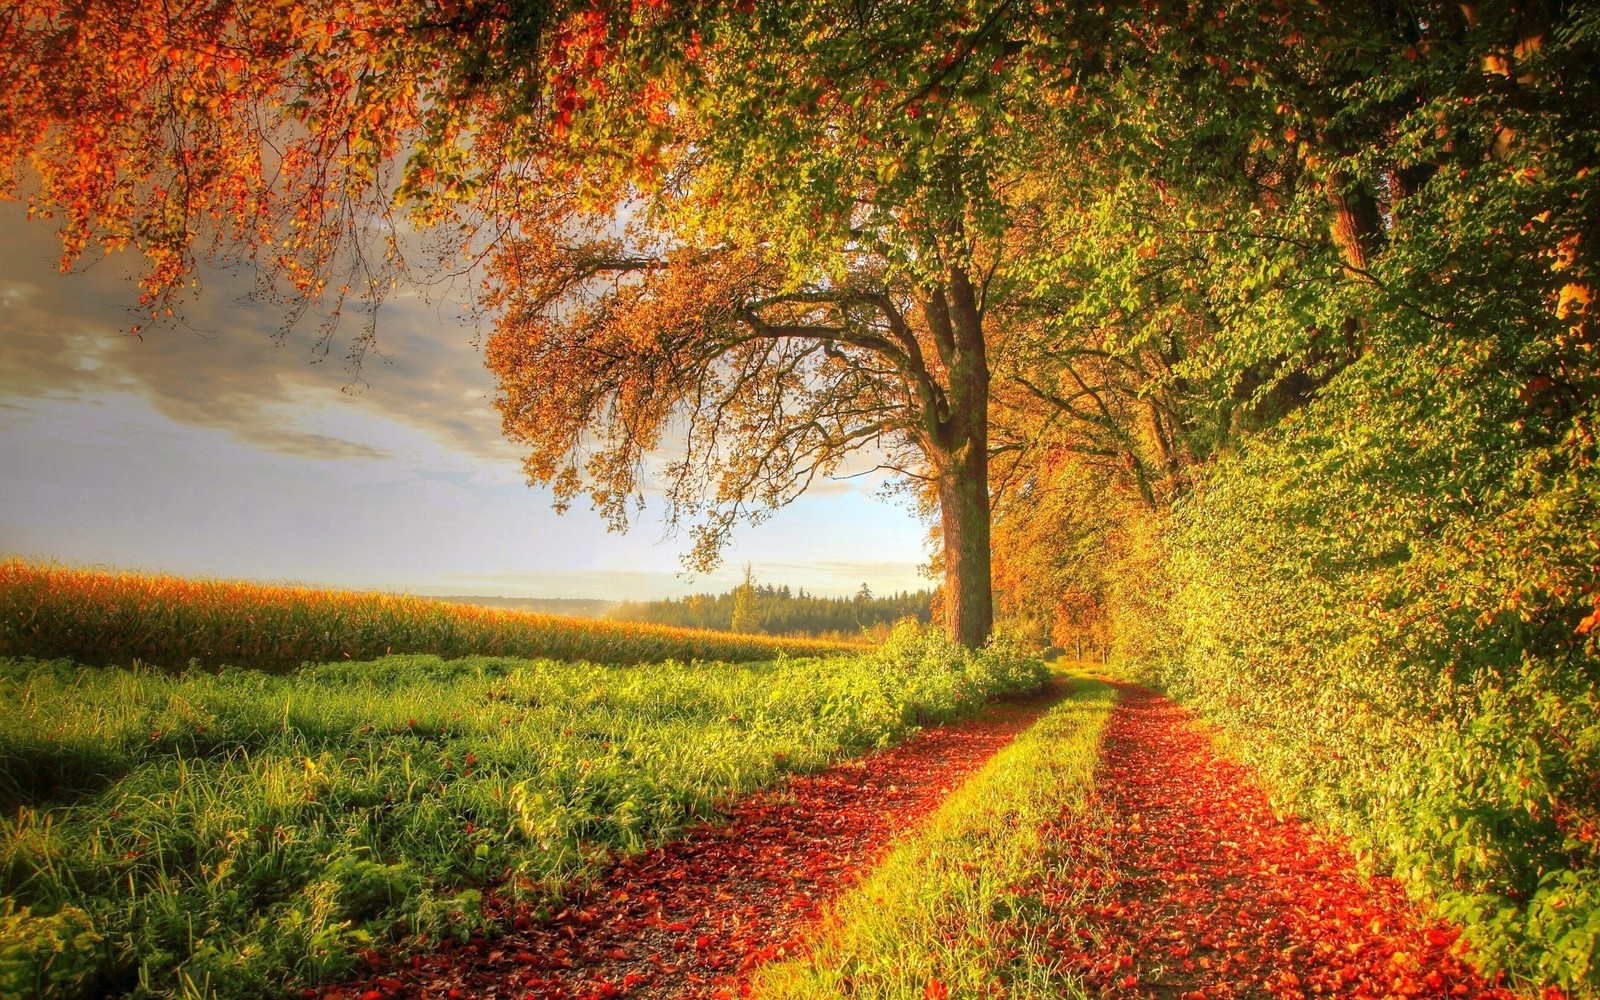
[0,560,863,673]
[0,624,1047,1000]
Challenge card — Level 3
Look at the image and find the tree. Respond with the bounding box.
[729,564,759,634]
[469,0,1104,647]
[482,193,1006,646]
[15,0,1589,653]
[2,0,1088,647]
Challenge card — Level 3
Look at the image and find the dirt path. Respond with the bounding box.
[327,688,1061,1000]
[1040,683,1517,999]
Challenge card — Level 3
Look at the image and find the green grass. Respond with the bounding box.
[0,624,1047,1000]
[752,673,1117,1000]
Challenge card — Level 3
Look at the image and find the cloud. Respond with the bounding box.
[0,204,521,469]
[0,211,934,603]
[0,205,921,506]
[245,430,390,461]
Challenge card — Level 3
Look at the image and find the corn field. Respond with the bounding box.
[0,560,863,671]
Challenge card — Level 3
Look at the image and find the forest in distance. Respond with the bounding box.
[423,582,938,638]
[1,0,1596,998]
[606,580,935,638]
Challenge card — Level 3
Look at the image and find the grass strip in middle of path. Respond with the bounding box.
[753,673,1117,1000]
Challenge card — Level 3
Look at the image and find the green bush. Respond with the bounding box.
[1153,340,1600,993]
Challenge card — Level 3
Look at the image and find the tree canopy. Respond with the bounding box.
[5,0,1087,646]
[4,0,1600,988]
[4,0,1596,640]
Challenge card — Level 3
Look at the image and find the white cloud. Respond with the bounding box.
[0,205,932,601]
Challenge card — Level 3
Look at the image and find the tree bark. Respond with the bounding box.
[1327,170,1386,271]
[932,268,994,649]
[937,434,993,649]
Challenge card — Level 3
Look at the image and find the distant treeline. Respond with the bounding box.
[608,583,932,637]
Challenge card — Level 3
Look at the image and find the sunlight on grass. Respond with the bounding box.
[0,626,1046,1000]
[753,673,1117,1000]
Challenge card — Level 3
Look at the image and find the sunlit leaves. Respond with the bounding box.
[0,0,446,343]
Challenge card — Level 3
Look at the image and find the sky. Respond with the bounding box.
[0,203,930,600]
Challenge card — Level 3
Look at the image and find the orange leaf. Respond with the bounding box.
[1577,610,1599,636]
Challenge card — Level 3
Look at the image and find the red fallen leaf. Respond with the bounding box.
[1119,973,1138,989]
[1001,685,1518,1000]
[321,697,1059,1000]
[360,993,381,1000]
[604,947,628,961]
[924,977,949,999]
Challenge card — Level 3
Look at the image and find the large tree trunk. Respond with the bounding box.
[934,268,994,649]
[1326,170,1385,271]
[937,439,993,648]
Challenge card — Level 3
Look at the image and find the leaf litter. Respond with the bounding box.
[1034,683,1539,1000]
[328,681,1552,1000]
[323,689,1062,1000]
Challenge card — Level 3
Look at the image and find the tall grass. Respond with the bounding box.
[0,624,1048,1000]
[0,559,862,672]
[753,674,1116,999]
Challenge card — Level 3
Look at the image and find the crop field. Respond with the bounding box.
[0,560,862,672]
[0,624,1047,1000]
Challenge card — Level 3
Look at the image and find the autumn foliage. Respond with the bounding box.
[1,0,1599,993]
[326,683,1056,1000]
[1042,686,1522,999]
